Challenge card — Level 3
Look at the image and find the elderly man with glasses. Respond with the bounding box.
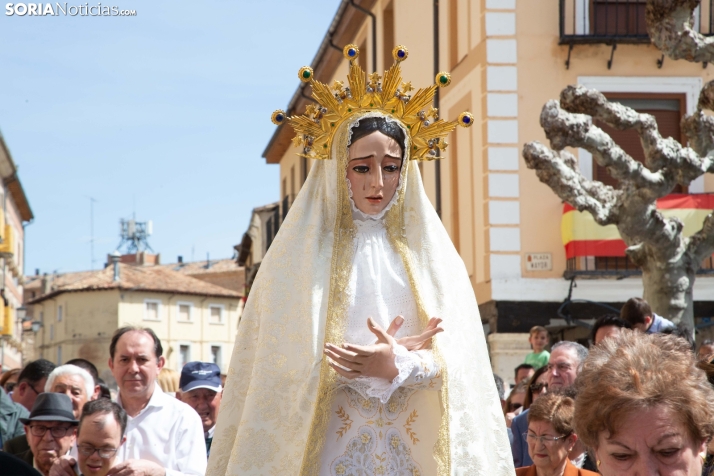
[511,341,590,469]
[17,393,79,476]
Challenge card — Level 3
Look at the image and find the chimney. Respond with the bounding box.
[178,256,183,264]
[35,268,39,276]
[41,273,51,295]
[111,251,121,282]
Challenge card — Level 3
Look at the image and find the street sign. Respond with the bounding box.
[526,253,552,271]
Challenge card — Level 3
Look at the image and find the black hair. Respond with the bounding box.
[109,326,163,361]
[96,378,111,400]
[514,363,534,380]
[17,359,56,385]
[589,314,632,345]
[79,399,127,438]
[349,117,406,159]
[65,358,99,384]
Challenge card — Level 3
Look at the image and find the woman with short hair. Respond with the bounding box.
[517,392,597,475]
[575,331,714,475]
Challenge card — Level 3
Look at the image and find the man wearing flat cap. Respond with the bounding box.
[18,393,79,476]
[178,362,222,457]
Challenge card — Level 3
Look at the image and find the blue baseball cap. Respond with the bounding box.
[179,362,222,393]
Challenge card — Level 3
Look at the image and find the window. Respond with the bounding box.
[211,345,222,367]
[57,345,62,365]
[57,305,63,322]
[177,303,192,322]
[179,344,190,368]
[144,300,160,321]
[591,0,647,37]
[50,324,54,341]
[209,305,224,324]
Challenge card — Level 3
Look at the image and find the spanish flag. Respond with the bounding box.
[562,194,714,259]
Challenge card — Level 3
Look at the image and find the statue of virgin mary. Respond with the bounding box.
[207,45,514,476]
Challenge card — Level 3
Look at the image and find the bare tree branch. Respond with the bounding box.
[539,97,665,192]
[689,212,714,263]
[523,142,621,225]
[561,85,714,189]
[646,0,714,63]
[682,81,714,161]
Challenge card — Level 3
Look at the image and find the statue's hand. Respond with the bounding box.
[324,316,444,380]
[387,315,444,351]
[324,317,399,380]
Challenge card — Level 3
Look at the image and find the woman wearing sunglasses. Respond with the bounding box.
[523,365,549,411]
[517,392,597,476]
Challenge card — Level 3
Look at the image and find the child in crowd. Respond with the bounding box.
[524,325,550,369]
[620,297,675,334]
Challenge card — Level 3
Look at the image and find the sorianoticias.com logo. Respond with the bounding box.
[5,3,136,16]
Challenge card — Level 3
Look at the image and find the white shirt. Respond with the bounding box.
[116,385,206,476]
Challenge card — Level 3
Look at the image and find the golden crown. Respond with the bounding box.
[271,44,473,161]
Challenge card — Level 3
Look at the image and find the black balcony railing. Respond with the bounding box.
[565,255,714,279]
[560,0,714,45]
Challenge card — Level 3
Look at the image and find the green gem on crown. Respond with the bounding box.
[439,75,448,84]
[303,70,311,79]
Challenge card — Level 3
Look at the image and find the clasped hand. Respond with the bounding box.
[324,316,443,381]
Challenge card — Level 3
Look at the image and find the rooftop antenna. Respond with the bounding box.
[116,217,154,254]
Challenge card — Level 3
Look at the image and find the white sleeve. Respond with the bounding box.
[345,343,442,404]
[165,407,207,476]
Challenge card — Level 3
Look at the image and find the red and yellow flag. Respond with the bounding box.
[562,194,714,259]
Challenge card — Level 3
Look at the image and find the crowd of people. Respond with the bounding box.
[3,295,714,475]
[496,296,714,476]
[0,326,221,476]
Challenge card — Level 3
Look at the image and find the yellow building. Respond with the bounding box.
[25,261,241,386]
[0,133,34,369]
[264,0,714,363]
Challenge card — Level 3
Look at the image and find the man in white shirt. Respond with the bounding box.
[106,326,206,476]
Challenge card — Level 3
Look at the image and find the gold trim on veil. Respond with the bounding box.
[299,111,452,474]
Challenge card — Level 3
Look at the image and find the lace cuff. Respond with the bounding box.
[346,344,437,403]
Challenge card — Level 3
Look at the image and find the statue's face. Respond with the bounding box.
[346,131,402,215]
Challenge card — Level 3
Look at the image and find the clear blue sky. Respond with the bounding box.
[0,0,340,274]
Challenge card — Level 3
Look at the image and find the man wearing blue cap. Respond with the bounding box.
[178,362,222,457]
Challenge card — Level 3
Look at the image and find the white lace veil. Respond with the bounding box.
[207,111,514,475]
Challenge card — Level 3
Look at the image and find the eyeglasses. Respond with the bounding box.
[26,383,41,395]
[4,382,16,393]
[29,425,74,438]
[530,383,548,393]
[524,432,571,446]
[78,444,120,459]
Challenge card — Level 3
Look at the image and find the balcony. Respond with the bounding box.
[565,256,714,279]
[560,0,714,45]
[562,195,714,278]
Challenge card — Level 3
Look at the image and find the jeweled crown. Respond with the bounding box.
[271,44,473,161]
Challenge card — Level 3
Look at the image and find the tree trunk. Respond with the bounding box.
[640,257,694,327]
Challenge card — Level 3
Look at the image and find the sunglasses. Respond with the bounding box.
[530,383,548,393]
[509,402,523,411]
